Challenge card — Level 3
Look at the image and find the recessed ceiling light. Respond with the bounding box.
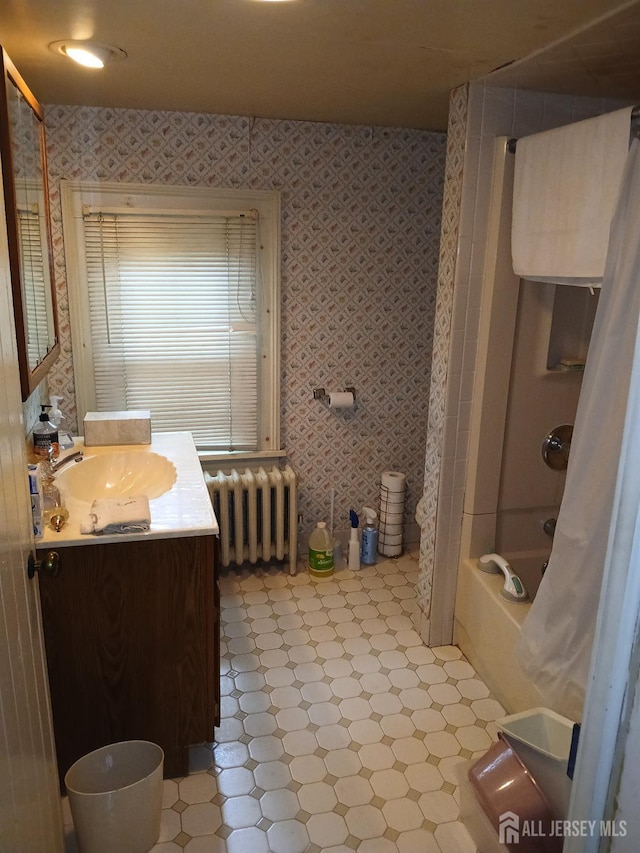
[49,40,127,69]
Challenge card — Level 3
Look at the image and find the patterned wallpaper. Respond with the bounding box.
[43,106,446,545]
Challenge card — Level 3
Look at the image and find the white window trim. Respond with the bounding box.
[61,180,281,456]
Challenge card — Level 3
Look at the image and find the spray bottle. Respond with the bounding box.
[360,506,378,565]
[348,509,360,571]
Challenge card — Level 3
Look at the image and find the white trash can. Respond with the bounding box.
[65,740,164,853]
[496,707,574,819]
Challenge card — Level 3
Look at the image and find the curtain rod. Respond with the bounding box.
[507,105,640,154]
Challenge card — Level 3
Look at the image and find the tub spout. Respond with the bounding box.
[477,553,529,603]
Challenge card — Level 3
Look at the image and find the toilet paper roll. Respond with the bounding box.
[380,513,404,529]
[381,471,406,492]
[379,521,403,535]
[380,491,405,508]
[380,531,403,547]
[328,391,355,409]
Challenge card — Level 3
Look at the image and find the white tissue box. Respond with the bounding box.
[83,411,151,447]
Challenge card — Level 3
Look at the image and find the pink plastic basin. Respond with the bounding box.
[468,733,562,853]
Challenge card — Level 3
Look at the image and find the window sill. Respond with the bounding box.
[198,449,287,472]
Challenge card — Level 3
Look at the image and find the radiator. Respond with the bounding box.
[204,465,298,575]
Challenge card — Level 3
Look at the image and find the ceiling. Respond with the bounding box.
[0,0,638,132]
[484,0,640,101]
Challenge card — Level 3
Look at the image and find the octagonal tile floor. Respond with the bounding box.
[64,548,505,852]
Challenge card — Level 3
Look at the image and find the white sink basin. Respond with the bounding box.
[57,451,177,502]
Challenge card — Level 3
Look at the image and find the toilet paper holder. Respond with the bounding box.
[313,387,356,403]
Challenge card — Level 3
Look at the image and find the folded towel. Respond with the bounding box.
[81,494,151,535]
[512,106,633,286]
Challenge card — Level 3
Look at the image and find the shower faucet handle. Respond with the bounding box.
[541,424,573,470]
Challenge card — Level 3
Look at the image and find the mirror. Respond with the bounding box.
[0,47,59,400]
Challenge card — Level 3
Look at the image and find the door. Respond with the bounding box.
[0,158,64,851]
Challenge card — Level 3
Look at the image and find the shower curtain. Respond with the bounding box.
[517,139,640,722]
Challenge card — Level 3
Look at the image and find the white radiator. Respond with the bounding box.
[204,465,298,575]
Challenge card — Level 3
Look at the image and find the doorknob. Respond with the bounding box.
[27,551,60,580]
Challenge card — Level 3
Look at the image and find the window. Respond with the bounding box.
[18,200,54,368]
[61,182,281,456]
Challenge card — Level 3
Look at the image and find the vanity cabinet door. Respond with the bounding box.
[38,535,217,785]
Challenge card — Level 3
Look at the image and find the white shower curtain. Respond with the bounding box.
[517,139,640,722]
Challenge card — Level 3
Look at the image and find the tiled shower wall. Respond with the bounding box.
[43,107,446,544]
[415,85,468,643]
[418,82,632,646]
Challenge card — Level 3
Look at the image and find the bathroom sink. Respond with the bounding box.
[56,451,177,502]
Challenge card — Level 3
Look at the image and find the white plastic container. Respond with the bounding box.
[496,707,574,819]
[65,740,163,853]
[348,527,360,571]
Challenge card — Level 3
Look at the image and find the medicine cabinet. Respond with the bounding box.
[0,46,59,400]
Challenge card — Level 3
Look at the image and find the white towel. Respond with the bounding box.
[81,494,151,535]
[511,106,633,286]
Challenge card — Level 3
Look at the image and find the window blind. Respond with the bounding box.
[82,210,259,450]
[18,205,50,369]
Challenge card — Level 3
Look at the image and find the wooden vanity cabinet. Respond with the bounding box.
[37,534,219,786]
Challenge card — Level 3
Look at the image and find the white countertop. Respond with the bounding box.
[38,432,219,548]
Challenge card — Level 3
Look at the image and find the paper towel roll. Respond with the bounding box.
[381,471,406,492]
[328,391,355,409]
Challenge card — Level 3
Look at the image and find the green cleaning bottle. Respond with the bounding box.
[308,521,334,578]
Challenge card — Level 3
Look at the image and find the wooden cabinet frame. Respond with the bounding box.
[38,535,219,785]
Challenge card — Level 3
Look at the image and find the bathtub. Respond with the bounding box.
[454,552,547,713]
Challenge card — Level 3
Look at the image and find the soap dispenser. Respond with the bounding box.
[49,395,74,449]
[49,396,64,425]
[33,406,59,460]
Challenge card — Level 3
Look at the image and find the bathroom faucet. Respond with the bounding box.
[477,553,529,602]
[50,451,83,474]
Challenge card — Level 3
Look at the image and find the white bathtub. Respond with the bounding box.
[454,553,547,713]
